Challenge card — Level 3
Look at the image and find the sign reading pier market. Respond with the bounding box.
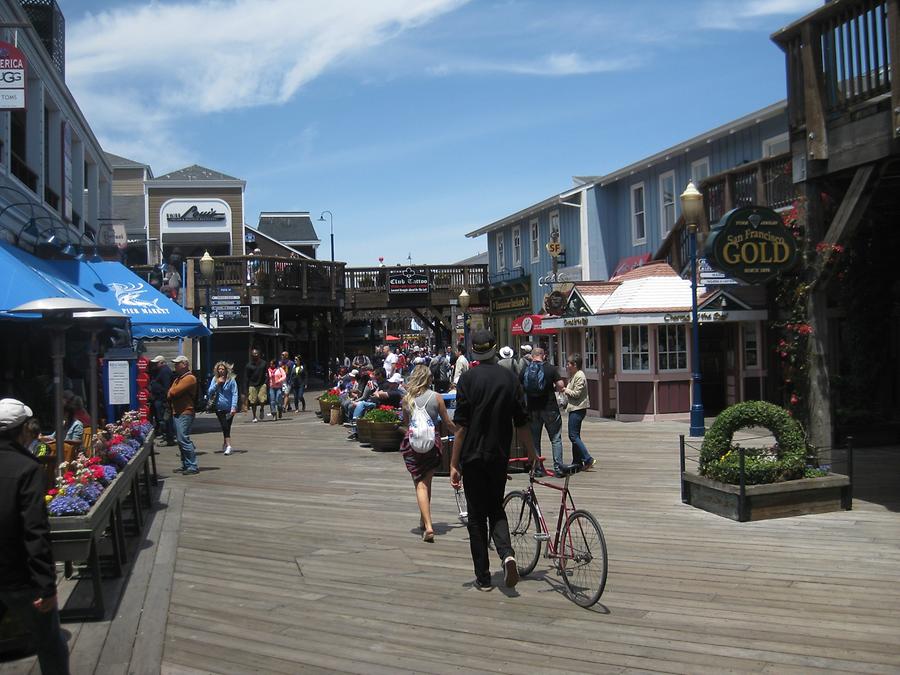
[704,206,799,284]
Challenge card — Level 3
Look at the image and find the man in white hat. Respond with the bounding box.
[0,399,70,672]
[498,346,516,373]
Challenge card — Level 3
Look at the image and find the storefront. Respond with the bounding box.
[489,275,531,348]
[510,313,559,360]
[543,262,769,421]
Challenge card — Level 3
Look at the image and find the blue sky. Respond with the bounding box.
[59,0,821,266]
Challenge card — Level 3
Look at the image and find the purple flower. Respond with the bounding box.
[102,465,118,482]
[48,495,91,516]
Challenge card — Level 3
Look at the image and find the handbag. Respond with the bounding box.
[555,391,568,410]
[207,383,223,413]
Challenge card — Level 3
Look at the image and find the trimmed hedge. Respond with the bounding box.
[699,401,808,485]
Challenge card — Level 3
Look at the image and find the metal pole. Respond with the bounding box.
[689,226,705,437]
[205,286,212,388]
[330,230,334,263]
[463,311,470,360]
[51,331,66,474]
[88,330,99,431]
[679,434,687,504]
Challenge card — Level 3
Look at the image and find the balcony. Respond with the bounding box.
[772,0,899,172]
[345,264,489,311]
[701,153,794,225]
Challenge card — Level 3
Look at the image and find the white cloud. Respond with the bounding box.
[698,0,822,30]
[428,52,640,77]
[65,0,468,168]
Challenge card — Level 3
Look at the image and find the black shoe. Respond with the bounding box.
[473,578,493,592]
[347,432,358,441]
[582,458,596,472]
[503,556,520,588]
[532,467,547,478]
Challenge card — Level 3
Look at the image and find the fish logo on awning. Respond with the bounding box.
[109,282,170,315]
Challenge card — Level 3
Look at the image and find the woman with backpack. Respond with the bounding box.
[399,365,456,542]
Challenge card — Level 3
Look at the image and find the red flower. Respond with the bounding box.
[80,475,90,485]
[377,405,394,411]
[47,488,58,496]
[790,393,800,405]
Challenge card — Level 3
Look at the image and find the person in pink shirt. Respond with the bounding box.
[266,359,287,420]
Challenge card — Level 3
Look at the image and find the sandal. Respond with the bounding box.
[422,530,435,543]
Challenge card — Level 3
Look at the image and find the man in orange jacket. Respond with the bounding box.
[168,355,199,475]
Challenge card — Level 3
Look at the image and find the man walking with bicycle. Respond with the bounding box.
[449,329,538,592]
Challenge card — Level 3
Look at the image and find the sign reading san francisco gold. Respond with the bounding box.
[704,206,798,284]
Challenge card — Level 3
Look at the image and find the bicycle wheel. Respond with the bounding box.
[502,490,542,576]
[559,509,608,607]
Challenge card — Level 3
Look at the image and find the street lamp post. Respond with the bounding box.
[318,211,334,262]
[680,181,706,437]
[199,250,216,386]
[458,289,470,359]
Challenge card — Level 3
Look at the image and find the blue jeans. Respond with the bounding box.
[293,383,306,410]
[269,387,283,416]
[568,408,593,465]
[173,413,198,471]
[0,589,69,675]
[351,400,376,429]
[530,407,563,472]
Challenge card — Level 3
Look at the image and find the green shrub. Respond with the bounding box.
[319,392,340,404]
[699,401,808,485]
[363,408,400,423]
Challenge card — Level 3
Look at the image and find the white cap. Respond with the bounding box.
[0,398,33,431]
[499,346,514,359]
[520,344,533,353]
[388,373,404,384]
[349,369,359,377]
[413,357,425,364]
[172,355,189,364]
[150,355,165,363]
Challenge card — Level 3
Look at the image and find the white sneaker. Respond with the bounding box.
[503,556,519,588]
[252,417,258,423]
[224,446,232,456]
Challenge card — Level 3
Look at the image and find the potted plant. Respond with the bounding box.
[318,389,341,423]
[363,406,403,452]
[356,416,374,445]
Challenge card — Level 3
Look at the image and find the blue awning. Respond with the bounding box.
[0,241,96,319]
[45,258,211,340]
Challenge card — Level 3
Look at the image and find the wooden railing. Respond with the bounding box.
[194,255,345,300]
[773,0,896,136]
[345,265,488,295]
[701,153,794,225]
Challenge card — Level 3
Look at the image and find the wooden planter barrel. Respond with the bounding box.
[319,398,338,423]
[357,418,374,445]
[369,422,403,452]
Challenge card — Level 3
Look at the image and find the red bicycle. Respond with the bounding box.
[503,457,608,607]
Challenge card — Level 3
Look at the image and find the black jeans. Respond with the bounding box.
[151,398,175,443]
[215,410,234,440]
[462,457,514,584]
[0,589,70,674]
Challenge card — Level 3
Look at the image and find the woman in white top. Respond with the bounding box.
[400,365,456,542]
[563,354,595,471]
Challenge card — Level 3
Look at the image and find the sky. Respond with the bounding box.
[58,0,822,267]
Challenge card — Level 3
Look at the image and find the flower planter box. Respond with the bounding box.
[369,422,403,452]
[357,418,373,445]
[319,398,339,423]
[681,471,851,522]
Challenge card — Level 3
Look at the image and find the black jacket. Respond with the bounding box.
[244,360,267,389]
[150,364,174,400]
[0,439,56,598]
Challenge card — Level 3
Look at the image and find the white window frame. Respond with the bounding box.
[630,183,646,245]
[762,132,790,158]
[657,324,688,372]
[512,225,522,268]
[742,322,760,369]
[691,157,710,185]
[584,328,597,370]
[549,210,560,235]
[496,231,506,271]
[530,218,540,263]
[621,325,650,372]
[659,170,676,237]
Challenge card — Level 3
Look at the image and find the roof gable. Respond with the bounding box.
[156,164,240,181]
[256,213,320,244]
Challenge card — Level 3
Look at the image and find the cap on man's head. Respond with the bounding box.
[349,369,359,377]
[520,344,533,354]
[388,373,404,384]
[0,398,33,431]
[150,355,165,363]
[499,346,514,359]
[172,355,189,364]
[470,328,497,361]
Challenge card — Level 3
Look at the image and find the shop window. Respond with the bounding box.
[512,225,522,268]
[631,183,645,244]
[550,210,559,235]
[621,325,649,371]
[585,328,597,370]
[742,322,759,368]
[659,171,676,236]
[530,218,540,263]
[496,232,505,271]
[658,324,687,371]
[691,157,709,185]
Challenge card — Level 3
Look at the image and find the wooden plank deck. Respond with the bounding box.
[2,396,898,674]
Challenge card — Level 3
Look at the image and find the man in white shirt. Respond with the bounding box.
[384,346,399,378]
[452,344,469,389]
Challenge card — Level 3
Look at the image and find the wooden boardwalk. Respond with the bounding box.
[3,395,899,674]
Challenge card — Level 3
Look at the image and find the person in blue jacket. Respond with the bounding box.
[208,361,239,455]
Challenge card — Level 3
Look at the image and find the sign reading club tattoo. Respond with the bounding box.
[388,267,430,294]
[704,206,799,284]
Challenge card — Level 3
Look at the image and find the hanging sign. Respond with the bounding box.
[0,41,26,110]
[704,206,799,284]
[388,267,429,294]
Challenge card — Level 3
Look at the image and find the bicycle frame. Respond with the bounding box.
[511,458,579,561]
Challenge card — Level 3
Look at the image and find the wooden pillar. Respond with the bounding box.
[803,182,833,448]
